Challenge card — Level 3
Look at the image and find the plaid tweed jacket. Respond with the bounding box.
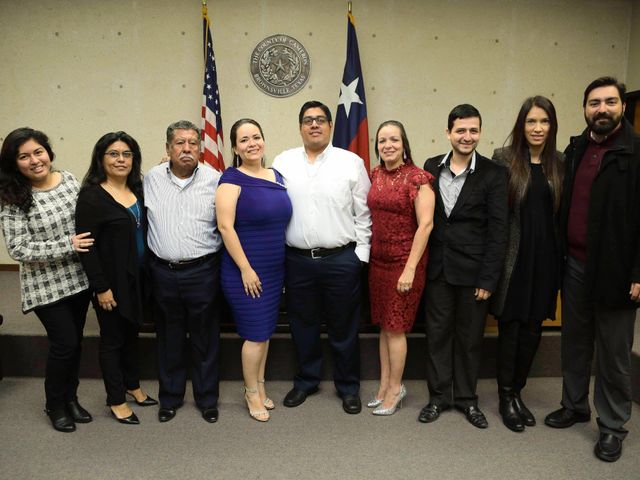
[0,170,89,312]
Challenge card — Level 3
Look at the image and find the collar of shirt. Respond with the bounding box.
[303,143,332,164]
[166,163,199,188]
[438,150,476,175]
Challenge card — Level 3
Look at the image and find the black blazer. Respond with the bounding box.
[75,184,147,325]
[423,152,508,291]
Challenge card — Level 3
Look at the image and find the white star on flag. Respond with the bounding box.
[338,78,363,118]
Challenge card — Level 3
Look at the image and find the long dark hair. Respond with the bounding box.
[81,131,143,198]
[0,127,56,212]
[229,118,265,168]
[374,120,414,166]
[505,96,563,212]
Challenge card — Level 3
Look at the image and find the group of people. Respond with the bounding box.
[0,76,638,463]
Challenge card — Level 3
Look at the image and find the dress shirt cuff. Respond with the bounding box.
[355,245,370,263]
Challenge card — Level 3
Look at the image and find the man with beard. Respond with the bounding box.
[419,104,508,428]
[144,120,222,424]
[545,77,640,462]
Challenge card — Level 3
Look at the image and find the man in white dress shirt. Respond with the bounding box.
[272,100,372,414]
[144,120,222,424]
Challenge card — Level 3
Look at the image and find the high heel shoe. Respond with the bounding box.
[372,384,407,416]
[110,409,140,425]
[244,386,269,422]
[126,391,158,407]
[258,379,275,410]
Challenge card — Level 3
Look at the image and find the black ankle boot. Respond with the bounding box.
[513,392,535,426]
[498,388,524,432]
[45,407,76,433]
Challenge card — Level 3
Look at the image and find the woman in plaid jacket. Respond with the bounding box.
[0,127,93,433]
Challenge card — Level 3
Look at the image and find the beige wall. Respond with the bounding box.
[0,0,636,264]
[628,0,640,89]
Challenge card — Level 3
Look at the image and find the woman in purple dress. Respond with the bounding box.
[216,119,292,422]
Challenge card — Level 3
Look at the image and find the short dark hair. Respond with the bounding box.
[0,127,56,211]
[374,120,414,166]
[447,104,482,131]
[229,118,265,168]
[81,131,143,198]
[582,76,626,107]
[166,120,201,143]
[298,101,332,125]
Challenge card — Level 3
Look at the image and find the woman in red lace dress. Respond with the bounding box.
[367,120,435,415]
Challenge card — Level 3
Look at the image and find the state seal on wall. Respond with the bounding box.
[250,34,310,98]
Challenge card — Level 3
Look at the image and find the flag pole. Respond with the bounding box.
[202,0,209,66]
[348,2,352,13]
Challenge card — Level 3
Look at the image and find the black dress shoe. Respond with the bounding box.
[499,396,524,432]
[158,407,177,423]
[66,400,93,423]
[45,407,76,433]
[418,403,446,423]
[458,405,489,429]
[544,407,590,428]
[126,391,159,407]
[283,387,318,408]
[594,433,622,462]
[513,394,535,426]
[202,407,219,423]
[341,394,362,414]
[110,410,140,425]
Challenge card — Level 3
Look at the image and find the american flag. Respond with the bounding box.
[201,4,225,171]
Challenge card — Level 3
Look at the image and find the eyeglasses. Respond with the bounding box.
[301,116,328,126]
[105,150,133,159]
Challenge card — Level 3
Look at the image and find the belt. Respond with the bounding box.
[288,242,355,260]
[151,252,218,270]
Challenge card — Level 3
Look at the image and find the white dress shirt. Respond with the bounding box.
[272,144,372,262]
[144,162,222,261]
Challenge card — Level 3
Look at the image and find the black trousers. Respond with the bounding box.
[95,306,140,406]
[496,318,543,393]
[149,254,221,410]
[34,290,90,410]
[424,274,489,409]
[561,256,636,439]
[285,246,362,397]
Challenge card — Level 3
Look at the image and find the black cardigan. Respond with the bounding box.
[75,184,147,325]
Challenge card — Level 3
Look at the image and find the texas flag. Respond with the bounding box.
[332,11,370,171]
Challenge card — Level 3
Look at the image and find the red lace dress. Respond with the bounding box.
[367,163,434,332]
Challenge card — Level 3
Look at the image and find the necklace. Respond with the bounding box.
[130,202,141,228]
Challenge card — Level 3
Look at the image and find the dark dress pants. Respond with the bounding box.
[34,290,91,410]
[95,306,140,406]
[561,256,636,439]
[424,274,489,409]
[497,318,543,392]
[150,255,221,410]
[285,246,362,397]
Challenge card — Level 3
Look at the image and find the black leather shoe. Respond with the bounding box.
[202,407,219,423]
[594,433,622,462]
[46,407,76,433]
[158,407,177,423]
[544,407,590,428]
[126,391,159,407]
[283,387,318,408]
[418,403,446,423]
[458,405,489,429]
[499,396,524,432]
[341,394,362,414]
[513,394,535,426]
[66,400,93,423]
[111,410,140,425]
